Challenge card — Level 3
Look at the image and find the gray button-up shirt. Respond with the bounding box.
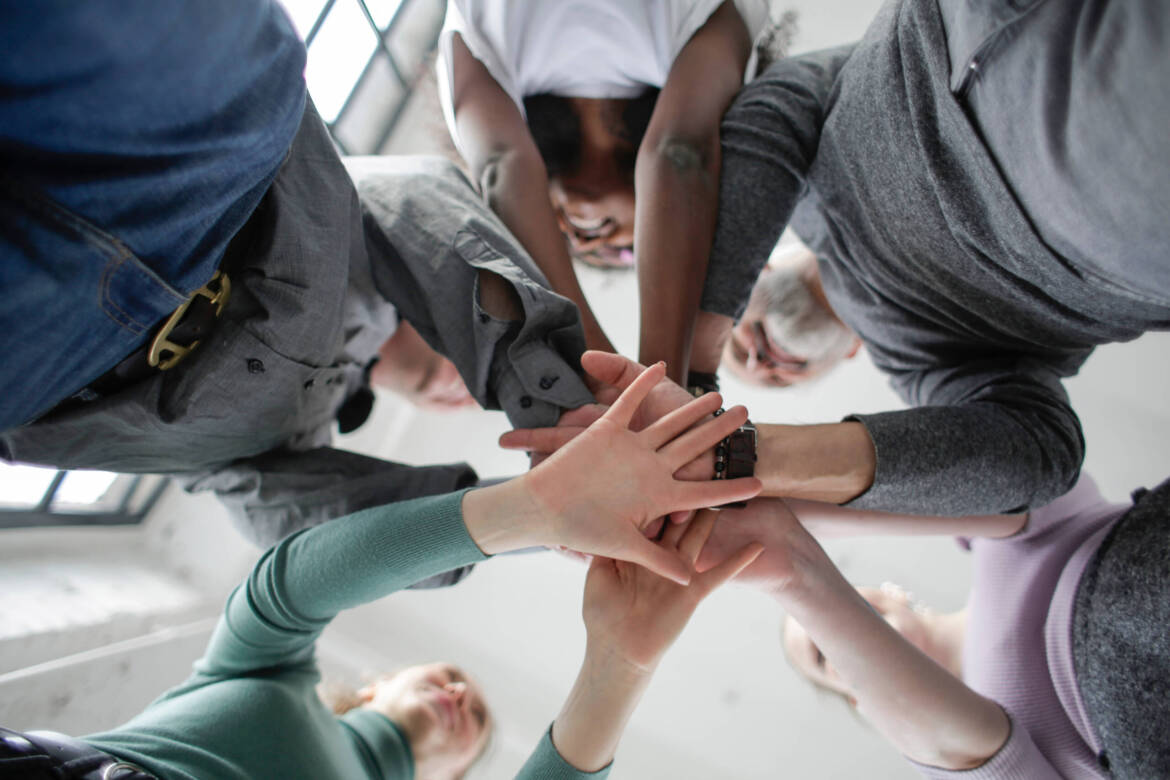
[2,107,592,547]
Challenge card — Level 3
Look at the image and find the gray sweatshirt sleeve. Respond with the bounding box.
[701,45,855,319]
[848,355,1085,515]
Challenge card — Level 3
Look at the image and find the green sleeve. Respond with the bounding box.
[195,488,487,678]
[515,726,613,780]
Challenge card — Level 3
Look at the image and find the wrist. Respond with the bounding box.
[583,635,662,680]
[461,478,548,555]
[757,422,875,503]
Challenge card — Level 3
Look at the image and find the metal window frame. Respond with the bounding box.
[306,0,441,154]
[0,471,169,530]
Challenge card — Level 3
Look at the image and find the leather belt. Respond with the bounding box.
[1,726,156,779]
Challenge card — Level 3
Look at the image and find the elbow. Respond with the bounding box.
[641,134,717,178]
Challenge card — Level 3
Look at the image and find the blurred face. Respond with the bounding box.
[361,662,490,778]
[783,584,937,702]
[724,264,859,387]
[549,171,636,268]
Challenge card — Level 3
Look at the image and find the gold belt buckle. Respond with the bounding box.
[148,271,231,370]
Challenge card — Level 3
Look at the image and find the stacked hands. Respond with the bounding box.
[486,352,1014,773]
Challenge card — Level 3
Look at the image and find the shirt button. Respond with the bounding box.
[538,375,558,390]
[519,395,533,409]
[247,358,265,374]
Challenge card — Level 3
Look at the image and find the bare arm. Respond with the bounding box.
[449,33,614,354]
[757,508,1012,770]
[634,1,753,383]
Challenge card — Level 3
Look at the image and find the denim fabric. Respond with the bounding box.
[0,0,306,429]
[2,107,593,549]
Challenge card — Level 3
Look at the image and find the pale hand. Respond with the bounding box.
[502,351,717,481]
[694,498,838,598]
[583,510,763,671]
[520,361,761,584]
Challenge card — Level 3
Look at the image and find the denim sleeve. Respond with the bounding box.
[348,156,595,429]
[701,45,855,320]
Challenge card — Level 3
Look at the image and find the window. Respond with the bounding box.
[281,0,446,154]
[0,464,168,529]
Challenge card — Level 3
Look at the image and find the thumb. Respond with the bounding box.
[618,530,692,586]
[696,543,764,593]
[498,427,583,452]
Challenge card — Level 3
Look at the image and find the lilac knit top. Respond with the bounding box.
[911,475,1124,779]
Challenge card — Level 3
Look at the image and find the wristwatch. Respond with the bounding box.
[724,420,757,480]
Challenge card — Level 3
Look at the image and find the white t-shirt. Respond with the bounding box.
[437,0,770,157]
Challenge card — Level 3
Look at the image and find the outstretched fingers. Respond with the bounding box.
[498,426,583,453]
[695,541,765,594]
[581,350,646,393]
[658,405,748,471]
[677,510,719,565]
[640,391,724,451]
[602,361,665,429]
[674,476,763,511]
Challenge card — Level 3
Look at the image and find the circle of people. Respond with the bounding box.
[1,1,1166,779]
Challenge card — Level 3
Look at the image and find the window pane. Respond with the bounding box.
[0,464,57,509]
[54,471,123,510]
[279,0,331,39]
[365,0,407,29]
[303,0,379,122]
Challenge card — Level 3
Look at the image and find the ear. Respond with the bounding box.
[845,337,861,359]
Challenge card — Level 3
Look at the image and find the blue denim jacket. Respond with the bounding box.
[0,0,306,429]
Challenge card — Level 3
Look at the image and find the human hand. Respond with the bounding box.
[582,510,763,671]
[502,351,718,481]
[694,498,842,600]
[519,361,760,583]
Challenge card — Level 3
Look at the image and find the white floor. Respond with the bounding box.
[4,2,1170,778]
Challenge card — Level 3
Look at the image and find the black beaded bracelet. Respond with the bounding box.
[712,408,730,480]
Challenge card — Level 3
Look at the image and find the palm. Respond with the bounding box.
[521,364,760,583]
[695,498,824,595]
[582,511,763,670]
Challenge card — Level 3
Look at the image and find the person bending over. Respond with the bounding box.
[438,0,776,383]
[0,365,763,780]
[679,0,1170,515]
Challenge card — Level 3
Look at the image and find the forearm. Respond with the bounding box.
[781,574,1009,770]
[756,422,876,504]
[481,150,613,353]
[200,490,485,675]
[635,139,720,383]
[551,642,655,772]
[783,498,1027,539]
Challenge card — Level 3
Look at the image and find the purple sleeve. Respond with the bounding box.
[906,711,1063,780]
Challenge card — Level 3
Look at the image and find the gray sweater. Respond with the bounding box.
[702,0,1170,514]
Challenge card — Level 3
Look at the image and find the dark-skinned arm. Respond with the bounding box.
[449,33,614,355]
[635,1,753,384]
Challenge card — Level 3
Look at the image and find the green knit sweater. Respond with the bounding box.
[83,490,610,779]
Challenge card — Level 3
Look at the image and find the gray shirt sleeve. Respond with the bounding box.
[180,445,478,550]
[349,156,595,430]
[701,45,855,319]
[847,355,1085,515]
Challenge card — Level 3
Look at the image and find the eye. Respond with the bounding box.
[472,702,487,728]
